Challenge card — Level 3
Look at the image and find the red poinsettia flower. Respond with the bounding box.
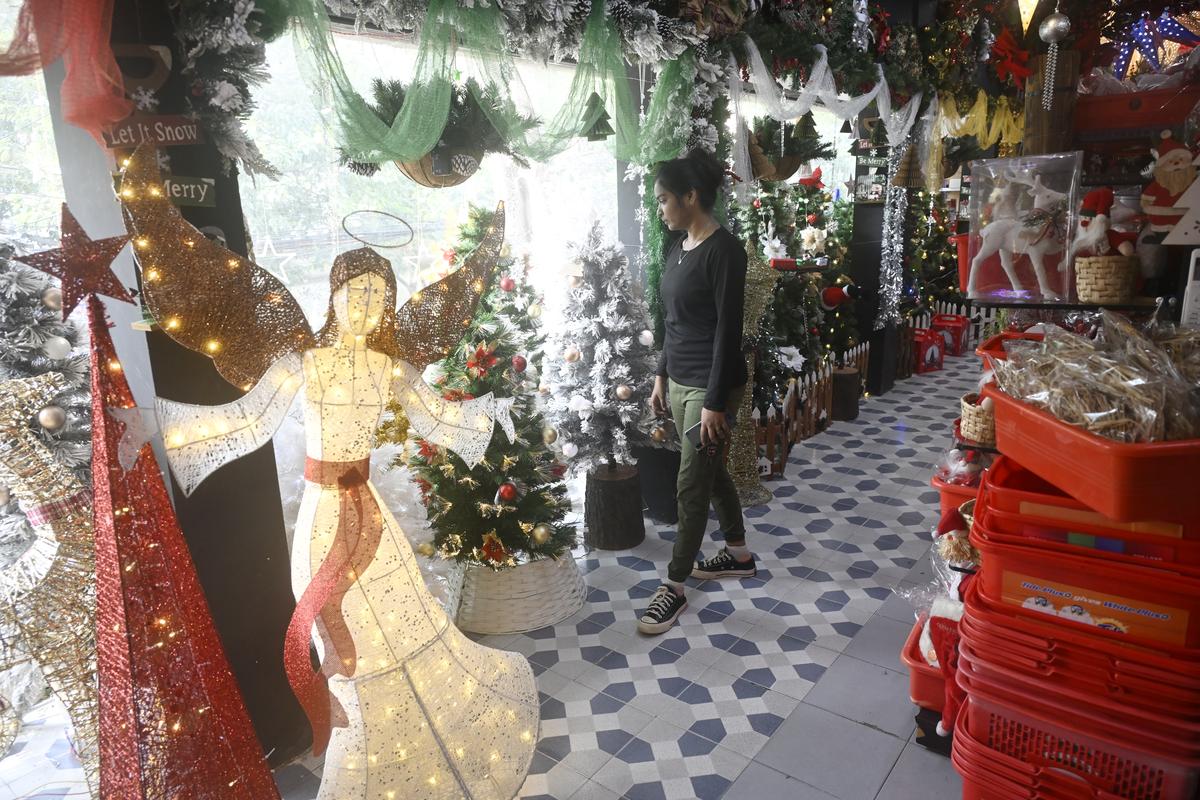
[466,343,499,378]
[443,248,458,265]
[418,440,440,459]
[550,462,567,479]
[481,532,508,564]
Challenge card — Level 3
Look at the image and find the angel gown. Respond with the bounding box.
[157,347,539,800]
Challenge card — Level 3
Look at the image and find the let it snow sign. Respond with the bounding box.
[102,115,204,148]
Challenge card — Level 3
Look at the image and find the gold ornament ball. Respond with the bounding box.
[528,303,543,319]
[538,383,551,395]
[651,426,668,443]
[37,406,66,431]
[41,287,63,311]
[568,275,583,289]
[531,524,553,545]
[615,384,633,401]
[416,542,436,557]
[564,347,581,363]
[0,486,9,506]
[542,427,558,445]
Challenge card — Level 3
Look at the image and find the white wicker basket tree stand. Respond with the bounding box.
[456,555,587,635]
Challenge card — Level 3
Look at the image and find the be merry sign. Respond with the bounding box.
[103,115,204,148]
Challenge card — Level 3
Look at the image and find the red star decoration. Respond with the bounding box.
[16,204,132,319]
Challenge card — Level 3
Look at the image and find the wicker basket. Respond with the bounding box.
[960,392,996,446]
[959,499,976,531]
[394,148,483,188]
[1075,255,1138,305]
[456,555,586,635]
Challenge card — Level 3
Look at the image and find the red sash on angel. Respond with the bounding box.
[284,457,384,756]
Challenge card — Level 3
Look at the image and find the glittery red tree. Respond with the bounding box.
[89,294,281,798]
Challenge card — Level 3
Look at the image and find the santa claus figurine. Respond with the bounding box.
[1073,187,1138,257]
[1141,131,1200,241]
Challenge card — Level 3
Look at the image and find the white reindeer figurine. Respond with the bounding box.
[967,172,1070,299]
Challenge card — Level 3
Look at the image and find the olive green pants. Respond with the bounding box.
[667,379,746,583]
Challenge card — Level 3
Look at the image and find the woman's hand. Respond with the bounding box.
[700,407,729,446]
[650,376,669,417]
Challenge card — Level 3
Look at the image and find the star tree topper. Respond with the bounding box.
[16,204,133,318]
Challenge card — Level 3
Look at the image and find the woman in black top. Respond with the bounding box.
[638,148,756,635]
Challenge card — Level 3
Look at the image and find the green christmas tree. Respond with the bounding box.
[388,207,576,569]
[789,180,860,360]
[904,189,963,316]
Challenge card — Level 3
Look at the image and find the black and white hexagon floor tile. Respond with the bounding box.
[3,354,979,800]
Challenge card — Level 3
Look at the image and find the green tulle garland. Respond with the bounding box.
[286,0,642,165]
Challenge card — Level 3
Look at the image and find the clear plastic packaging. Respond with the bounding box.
[965,153,1083,302]
[993,311,1200,442]
[935,445,993,488]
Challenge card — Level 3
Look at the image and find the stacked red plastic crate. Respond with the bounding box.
[952,384,1200,799]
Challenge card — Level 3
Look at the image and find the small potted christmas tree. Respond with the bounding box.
[542,223,661,550]
[392,207,583,635]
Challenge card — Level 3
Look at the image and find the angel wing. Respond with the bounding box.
[119,144,316,390]
[392,202,505,368]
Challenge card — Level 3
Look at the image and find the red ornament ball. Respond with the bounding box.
[752,199,762,209]
[498,482,519,502]
[500,275,516,292]
[511,354,527,373]
[806,214,818,224]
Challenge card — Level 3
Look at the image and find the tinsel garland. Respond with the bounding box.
[876,138,909,330]
[0,373,98,797]
[729,245,779,506]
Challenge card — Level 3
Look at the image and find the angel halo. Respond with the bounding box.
[119,145,538,800]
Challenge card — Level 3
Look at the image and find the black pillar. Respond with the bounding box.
[93,0,308,763]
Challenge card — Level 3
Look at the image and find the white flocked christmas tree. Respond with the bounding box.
[543,223,660,472]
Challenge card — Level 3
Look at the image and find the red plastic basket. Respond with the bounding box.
[982,385,1200,524]
[900,618,943,712]
[958,673,1200,799]
[975,331,1044,371]
[984,456,1196,540]
[961,582,1200,691]
[982,503,1200,567]
[931,473,979,517]
[959,641,1200,741]
[971,506,1200,648]
[954,702,1166,800]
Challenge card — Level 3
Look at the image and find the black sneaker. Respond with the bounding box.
[637,585,688,635]
[691,548,757,579]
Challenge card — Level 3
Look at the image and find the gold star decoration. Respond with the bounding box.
[17,204,132,319]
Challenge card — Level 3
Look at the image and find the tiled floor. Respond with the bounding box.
[1,355,979,800]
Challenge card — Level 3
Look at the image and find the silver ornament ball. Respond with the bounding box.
[561,442,579,458]
[41,287,63,311]
[615,384,633,401]
[42,336,72,360]
[1039,12,1070,44]
[37,405,67,431]
[638,330,654,347]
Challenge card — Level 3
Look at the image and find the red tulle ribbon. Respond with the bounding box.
[0,0,132,140]
[284,457,384,756]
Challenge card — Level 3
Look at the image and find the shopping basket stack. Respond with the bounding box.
[950,382,1200,800]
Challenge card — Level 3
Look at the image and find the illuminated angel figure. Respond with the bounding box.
[119,146,537,800]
